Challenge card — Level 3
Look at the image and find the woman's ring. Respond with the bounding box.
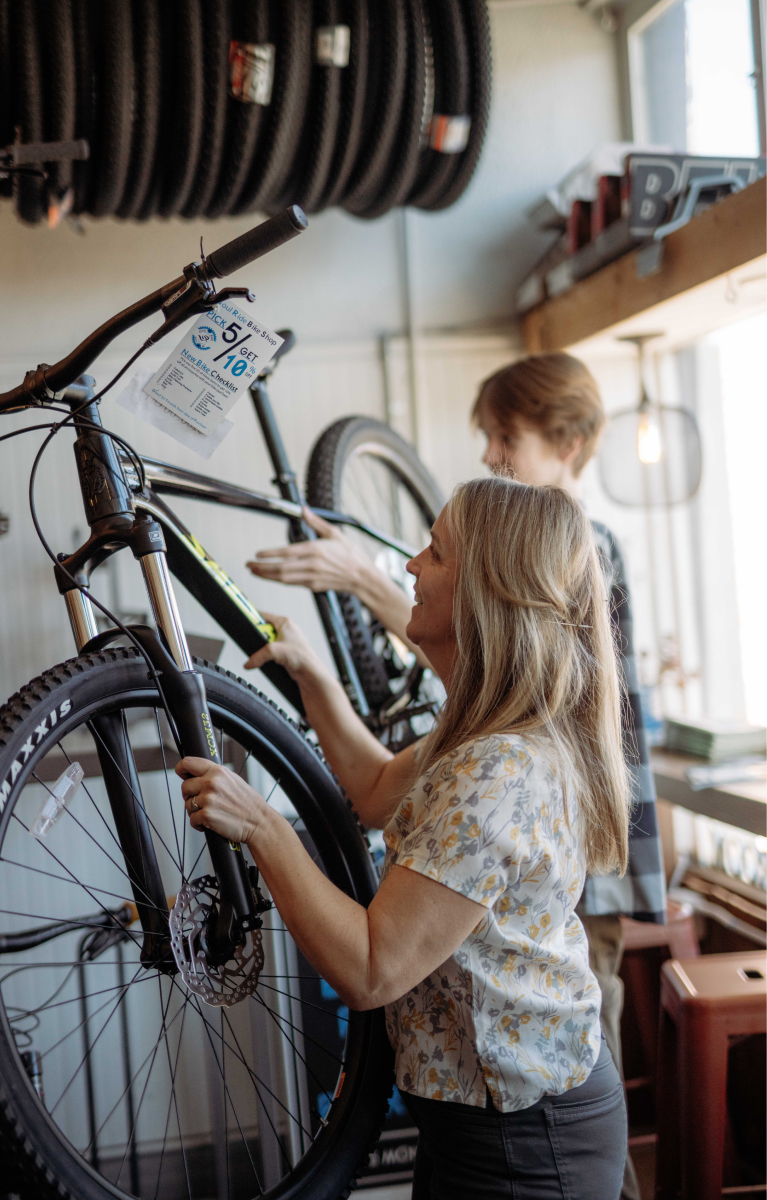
[190,799,200,813]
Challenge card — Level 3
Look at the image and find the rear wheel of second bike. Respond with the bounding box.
[0,649,392,1200]
[306,416,446,747]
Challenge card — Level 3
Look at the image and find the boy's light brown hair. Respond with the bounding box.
[472,353,606,477]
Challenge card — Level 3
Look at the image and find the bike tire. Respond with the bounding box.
[318,0,370,210]
[11,0,46,225]
[349,0,428,221]
[71,0,96,216]
[0,649,393,1200]
[42,0,77,202]
[419,0,491,212]
[180,0,230,219]
[305,416,444,713]
[116,0,162,220]
[0,0,11,199]
[205,0,269,220]
[340,0,407,214]
[406,0,468,210]
[235,0,313,215]
[286,0,344,216]
[91,0,134,218]
[157,0,204,218]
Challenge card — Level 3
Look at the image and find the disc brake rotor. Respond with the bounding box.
[169,875,264,1008]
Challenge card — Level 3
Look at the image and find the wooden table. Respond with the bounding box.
[651,750,766,838]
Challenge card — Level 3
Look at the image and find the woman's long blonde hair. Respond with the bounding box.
[420,476,630,876]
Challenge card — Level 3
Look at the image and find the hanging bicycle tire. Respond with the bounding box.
[349,0,428,221]
[204,0,270,221]
[305,417,445,740]
[415,0,491,212]
[0,650,392,1200]
[2,0,490,223]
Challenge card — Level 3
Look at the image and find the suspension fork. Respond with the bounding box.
[56,381,262,969]
[250,377,370,715]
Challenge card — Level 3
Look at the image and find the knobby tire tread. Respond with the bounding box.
[42,0,77,201]
[343,0,408,214]
[91,0,134,218]
[319,0,370,210]
[71,0,96,216]
[422,0,491,211]
[116,0,161,220]
[0,648,393,1200]
[352,0,428,220]
[12,0,46,225]
[181,0,231,219]
[287,0,343,215]
[236,0,313,215]
[157,0,204,218]
[407,0,469,209]
[205,0,271,219]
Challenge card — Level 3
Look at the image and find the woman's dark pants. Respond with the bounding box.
[402,1038,627,1200]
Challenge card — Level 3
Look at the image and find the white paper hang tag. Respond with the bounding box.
[116,365,235,459]
[142,301,284,437]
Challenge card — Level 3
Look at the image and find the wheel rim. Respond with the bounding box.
[0,683,367,1199]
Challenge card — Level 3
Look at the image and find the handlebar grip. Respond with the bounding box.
[203,206,308,280]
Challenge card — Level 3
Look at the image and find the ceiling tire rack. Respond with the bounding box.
[0,0,491,225]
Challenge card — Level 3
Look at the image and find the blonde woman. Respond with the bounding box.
[177,477,630,1200]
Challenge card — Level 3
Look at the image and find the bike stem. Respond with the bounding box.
[57,379,263,969]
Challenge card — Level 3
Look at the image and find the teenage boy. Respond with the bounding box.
[248,352,666,1200]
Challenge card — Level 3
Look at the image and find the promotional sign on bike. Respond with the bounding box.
[144,300,284,435]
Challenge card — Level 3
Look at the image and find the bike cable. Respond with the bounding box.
[0,353,183,744]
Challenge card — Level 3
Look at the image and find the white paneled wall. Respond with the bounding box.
[383,333,522,497]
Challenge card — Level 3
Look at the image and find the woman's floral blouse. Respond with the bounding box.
[381,732,602,1111]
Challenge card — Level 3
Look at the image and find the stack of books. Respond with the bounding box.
[665,717,767,762]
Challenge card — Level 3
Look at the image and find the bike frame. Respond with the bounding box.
[45,368,415,979]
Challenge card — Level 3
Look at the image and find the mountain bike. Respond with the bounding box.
[0,207,442,1200]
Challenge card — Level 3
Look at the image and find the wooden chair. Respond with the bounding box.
[619,899,699,1093]
[655,951,767,1200]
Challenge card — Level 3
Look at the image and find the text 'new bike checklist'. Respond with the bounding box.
[143,301,284,435]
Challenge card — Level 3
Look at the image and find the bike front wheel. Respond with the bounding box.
[0,649,392,1200]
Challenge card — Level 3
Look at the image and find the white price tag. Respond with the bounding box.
[143,301,284,436]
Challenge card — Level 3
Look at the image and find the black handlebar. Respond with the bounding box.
[0,206,308,413]
[201,206,308,280]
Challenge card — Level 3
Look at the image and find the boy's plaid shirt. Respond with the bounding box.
[585,521,667,924]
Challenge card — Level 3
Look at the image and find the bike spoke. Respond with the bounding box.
[189,993,265,1193]
[114,980,176,1189]
[0,855,168,916]
[88,722,184,875]
[254,994,336,1124]
[89,978,185,1159]
[258,980,350,1023]
[154,977,193,1200]
[9,809,167,950]
[48,963,145,1114]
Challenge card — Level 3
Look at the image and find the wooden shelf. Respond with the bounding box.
[651,749,766,837]
[522,176,767,353]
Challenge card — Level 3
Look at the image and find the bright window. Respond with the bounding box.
[629,0,761,157]
[712,310,767,726]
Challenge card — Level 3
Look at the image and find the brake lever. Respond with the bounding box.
[144,281,256,348]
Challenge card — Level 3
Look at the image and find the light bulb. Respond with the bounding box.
[637,410,663,464]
